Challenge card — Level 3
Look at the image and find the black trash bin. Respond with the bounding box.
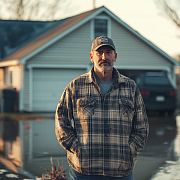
[0,88,16,112]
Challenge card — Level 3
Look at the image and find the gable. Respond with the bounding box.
[26,15,173,70]
[26,21,92,66]
[111,19,173,67]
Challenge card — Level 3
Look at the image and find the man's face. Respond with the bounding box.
[90,46,117,73]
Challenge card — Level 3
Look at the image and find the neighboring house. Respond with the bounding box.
[0,6,179,112]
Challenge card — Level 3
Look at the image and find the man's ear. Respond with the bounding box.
[114,52,117,62]
[90,52,94,63]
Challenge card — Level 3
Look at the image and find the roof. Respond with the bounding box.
[0,19,63,60]
[0,6,179,66]
[0,7,99,63]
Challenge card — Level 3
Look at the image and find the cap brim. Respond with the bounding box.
[93,44,115,51]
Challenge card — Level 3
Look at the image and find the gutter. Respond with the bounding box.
[0,60,19,67]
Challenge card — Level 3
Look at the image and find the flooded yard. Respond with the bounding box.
[0,113,179,180]
[0,116,69,178]
[150,115,180,180]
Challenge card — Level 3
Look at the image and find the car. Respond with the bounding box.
[127,72,177,115]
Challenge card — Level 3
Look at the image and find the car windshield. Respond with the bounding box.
[144,76,170,86]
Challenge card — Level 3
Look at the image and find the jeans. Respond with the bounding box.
[69,167,134,180]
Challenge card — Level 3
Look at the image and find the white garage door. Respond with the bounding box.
[33,68,86,112]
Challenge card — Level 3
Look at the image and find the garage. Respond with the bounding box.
[32,68,87,112]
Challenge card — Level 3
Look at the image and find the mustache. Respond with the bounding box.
[99,60,110,65]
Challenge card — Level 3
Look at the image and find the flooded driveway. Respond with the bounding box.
[0,114,179,180]
[149,115,180,180]
[134,115,177,180]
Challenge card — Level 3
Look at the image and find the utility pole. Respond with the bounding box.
[93,0,96,9]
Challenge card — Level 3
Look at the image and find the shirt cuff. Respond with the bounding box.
[70,138,79,154]
[130,142,137,156]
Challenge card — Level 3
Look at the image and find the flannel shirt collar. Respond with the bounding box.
[85,67,126,88]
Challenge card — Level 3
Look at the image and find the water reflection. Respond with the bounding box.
[0,117,68,178]
[0,115,178,179]
[141,115,176,157]
[0,117,22,167]
[149,115,180,180]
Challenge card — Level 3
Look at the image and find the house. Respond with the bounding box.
[0,6,179,112]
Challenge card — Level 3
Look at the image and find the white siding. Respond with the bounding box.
[0,69,4,88]
[12,66,22,91]
[27,22,92,66]
[111,19,172,67]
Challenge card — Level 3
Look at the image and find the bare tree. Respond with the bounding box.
[155,0,180,28]
[0,0,76,21]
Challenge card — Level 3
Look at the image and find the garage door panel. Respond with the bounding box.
[33,68,86,112]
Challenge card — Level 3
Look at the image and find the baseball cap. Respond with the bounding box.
[91,36,116,51]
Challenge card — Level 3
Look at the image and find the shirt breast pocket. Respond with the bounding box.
[76,97,96,119]
[118,98,135,121]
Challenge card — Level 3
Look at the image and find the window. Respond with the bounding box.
[94,19,107,38]
[91,16,110,40]
[5,67,13,87]
[144,76,170,86]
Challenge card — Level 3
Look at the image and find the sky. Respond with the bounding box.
[65,0,180,57]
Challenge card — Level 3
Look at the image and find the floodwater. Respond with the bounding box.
[0,114,178,180]
[134,114,177,180]
[149,115,180,180]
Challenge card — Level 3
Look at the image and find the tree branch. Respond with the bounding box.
[156,0,180,28]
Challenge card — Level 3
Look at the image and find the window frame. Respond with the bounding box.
[91,15,111,41]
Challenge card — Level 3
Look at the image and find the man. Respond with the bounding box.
[55,36,149,180]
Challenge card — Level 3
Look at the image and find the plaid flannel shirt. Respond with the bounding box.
[55,67,149,177]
